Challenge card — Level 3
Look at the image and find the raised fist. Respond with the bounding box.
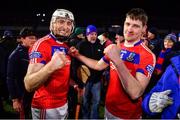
[69,46,79,57]
[103,44,121,63]
[50,51,67,71]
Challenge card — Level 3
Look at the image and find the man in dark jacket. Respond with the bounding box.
[147,27,162,58]
[77,25,104,119]
[0,30,17,117]
[6,27,37,119]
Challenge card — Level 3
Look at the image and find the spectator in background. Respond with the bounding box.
[69,27,85,47]
[1,30,17,50]
[161,41,180,73]
[98,32,113,48]
[68,27,85,118]
[108,26,124,44]
[178,33,180,42]
[114,28,124,44]
[76,25,104,119]
[0,30,17,109]
[7,27,37,119]
[141,29,149,46]
[97,32,113,110]
[154,33,177,76]
[147,27,162,57]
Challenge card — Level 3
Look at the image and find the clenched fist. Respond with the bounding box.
[69,46,79,57]
[50,51,67,71]
[103,44,121,63]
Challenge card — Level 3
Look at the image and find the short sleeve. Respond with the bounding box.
[137,53,156,77]
[29,41,50,65]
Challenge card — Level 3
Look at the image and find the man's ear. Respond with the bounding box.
[142,25,147,34]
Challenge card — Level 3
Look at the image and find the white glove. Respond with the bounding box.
[177,113,180,119]
[149,90,173,113]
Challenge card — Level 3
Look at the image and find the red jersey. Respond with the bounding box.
[103,41,156,119]
[29,34,71,109]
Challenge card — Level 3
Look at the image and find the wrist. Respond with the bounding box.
[47,62,57,73]
[112,58,123,67]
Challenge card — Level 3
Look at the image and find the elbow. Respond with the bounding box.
[129,90,144,100]
[95,67,102,71]
[24,78,33,92]
[130,94,141,100]
[25,84,32,93]
[94,65,104,71]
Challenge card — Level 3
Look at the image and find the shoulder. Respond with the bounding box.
[138,43,156,67]
[37,35,52,45]
[140,43,156,58]
[8,47,20,59]
[76,40,88,48]
[31,35,52,51]
[78,40,87,45]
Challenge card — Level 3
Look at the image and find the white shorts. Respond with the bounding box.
[104,107,121,119]
[105,107,141,119]
[31,103,68,119]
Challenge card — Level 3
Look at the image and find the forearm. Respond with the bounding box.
[25,51,67,92]
[113,59,144,99]
[76,54,102,71]
[24,63,55,92]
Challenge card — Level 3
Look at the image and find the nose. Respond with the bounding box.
[31,38,37,42]
[127,25,133,32]
[64,20,72,28]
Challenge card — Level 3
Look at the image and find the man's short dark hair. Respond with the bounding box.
[126,8,148,26]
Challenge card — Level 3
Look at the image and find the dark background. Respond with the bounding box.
[0,0,179,33]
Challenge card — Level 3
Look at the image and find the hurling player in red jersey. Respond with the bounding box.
[70,8,156,119]
[24,9,75,119]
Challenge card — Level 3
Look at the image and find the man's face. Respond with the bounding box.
[52,17,73,37]
[86,32,97,44]
[147,31,155,40]
[21,36,37,48]
[123,17,146,42]
[115,34,124,43]
[77,34,85,39]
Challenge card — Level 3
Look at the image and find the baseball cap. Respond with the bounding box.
[19,27,37,38]
[74,27,84,36]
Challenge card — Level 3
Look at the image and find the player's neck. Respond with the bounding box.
[124,39,141,47]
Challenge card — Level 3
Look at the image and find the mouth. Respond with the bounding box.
[126,33,134,37]
[56,30,69,36]
[59,30,66,34]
